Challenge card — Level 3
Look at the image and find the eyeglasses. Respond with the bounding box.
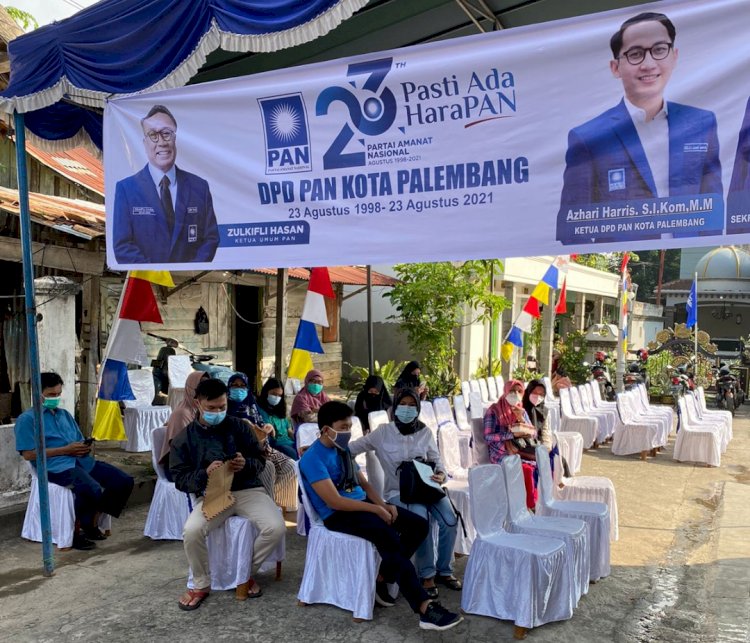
[618,42,673,65]
[145,128,175,143]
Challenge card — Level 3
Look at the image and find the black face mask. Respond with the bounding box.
[365,392,381,405]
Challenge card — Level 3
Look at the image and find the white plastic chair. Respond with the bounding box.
[123,369,171,452]
[144,425,191,540]
[552,453,619,541]
[295,462,381,621]
[673,398,722,467]
[501,456,589,608]
[452,395,471,432]
[22,464,111,549]
[558,388,597,448]
[461,465,573,636]
[535,446,610,581]
[167,355,193,411]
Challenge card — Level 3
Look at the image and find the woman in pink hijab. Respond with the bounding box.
[290,369,330,427]
[483,379,538,509]
[159,371,208,471]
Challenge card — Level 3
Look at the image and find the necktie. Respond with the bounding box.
[160,175,175,239]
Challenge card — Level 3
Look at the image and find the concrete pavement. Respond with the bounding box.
[1,404,749,642]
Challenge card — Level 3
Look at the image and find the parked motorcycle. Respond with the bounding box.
[147,333,234,384]
[715,365,741,415]
[589,351,616,401]
[623,362,645,391]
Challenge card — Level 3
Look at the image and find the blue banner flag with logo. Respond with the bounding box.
[686,278,698,329]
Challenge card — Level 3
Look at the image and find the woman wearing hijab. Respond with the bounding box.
[394,361,428,400]
[227,372,297,511]
[290,369,330,427]
[354,375,392,434]
[522,379,568,478]
[257,377,297,460]
[160,371,208,480]
[483,379,538,509]
[349,388,461,599]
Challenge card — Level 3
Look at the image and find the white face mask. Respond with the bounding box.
[530,393,544,406]
[505,392,521,406]
[267,394,282,407]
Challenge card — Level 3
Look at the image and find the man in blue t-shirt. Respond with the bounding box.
[14,372,134,550]
[299,401,462,632]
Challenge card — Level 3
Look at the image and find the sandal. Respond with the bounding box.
[178,589,210,611]
[421,579,439,599]
[435,575,463,591]
[237,577,263,600]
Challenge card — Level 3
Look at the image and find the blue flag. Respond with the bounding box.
[686,278,697,328]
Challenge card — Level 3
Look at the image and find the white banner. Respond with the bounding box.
[105,0,750,270]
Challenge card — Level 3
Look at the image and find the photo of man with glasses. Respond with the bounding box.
[113,104,219,264]
[556,12,722,245]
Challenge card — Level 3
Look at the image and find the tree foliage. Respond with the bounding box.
[385,260,509,396]
[573,251,638,273]
[5,6,38,31]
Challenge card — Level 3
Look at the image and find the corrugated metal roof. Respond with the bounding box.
[250,266,397,286]
[24,144,105,197]
[0,186,105,239]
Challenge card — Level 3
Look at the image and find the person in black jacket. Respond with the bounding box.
[353,375,392,434]
[170,378,285,611]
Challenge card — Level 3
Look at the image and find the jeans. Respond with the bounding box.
[47,460,134,529]
[388,494,457,579]
[324,504,430,613]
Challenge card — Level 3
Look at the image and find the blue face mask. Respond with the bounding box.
[328,428,351,451]
[395,405,419,423]
[267,394,282,407]
[202,410,226,426]
[228,388,248,402]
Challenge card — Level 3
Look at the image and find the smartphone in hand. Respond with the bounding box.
[83,437,95,446]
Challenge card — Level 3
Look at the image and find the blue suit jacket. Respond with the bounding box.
[113,165,219,264]
[727,96,750,234]
[557,100,722,245]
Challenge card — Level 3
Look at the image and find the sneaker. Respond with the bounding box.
[419,601,463,631]
[72,535,96,551]
[375,581,397,607]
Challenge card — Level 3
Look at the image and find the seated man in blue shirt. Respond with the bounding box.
[299,401,462,632]
[14,372,134,550]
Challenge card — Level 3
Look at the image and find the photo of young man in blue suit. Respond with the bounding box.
[556,12,722,245]
[113,105,219,264]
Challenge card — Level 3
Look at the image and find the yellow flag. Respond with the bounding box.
[129,270,175,288]
[530,281,550,305]
[501,341,514,362]
[91,399,126,441]
[288,348,314,380]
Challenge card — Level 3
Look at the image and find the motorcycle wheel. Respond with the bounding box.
[717,397,727,410]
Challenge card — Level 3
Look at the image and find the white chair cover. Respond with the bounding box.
[444,479,474,555]
[188,514,285,590]
[167,355,193,410]
[469,379,481,395]
[460,381,472,403]
[350,416,366,469]
[469,391,485,419]
[23,464,110,549]
[295,462,381,620]
[295,422,320,536]
[478,378,491,404]
[611,394,659,456]
[558,388,597,448]
[367,410,390,432]
[501,456,589,608]
[461,465,573,629]
[696,386,733,434]
[588,380,617,409]
[536,446,610,581]
[673,398,721,467]
[636,384,674,426]
[290,378,303,394]
[452,395,471,432]
[144,425,191,540]
[684,392,730,451]
[486,376,499,402]
[471,413,489,466]
[552,453,619,541]
[437,422,468,480]
[555,432,583,474]
[418,400,439,442]
[569,386,612,443]
[578,385,619,442]
[547,404,561,433]
[432,397,454,427]
[123,369,171,452]
[627,387,671,445]
[542,376,557,404]
[494,375,505,396]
